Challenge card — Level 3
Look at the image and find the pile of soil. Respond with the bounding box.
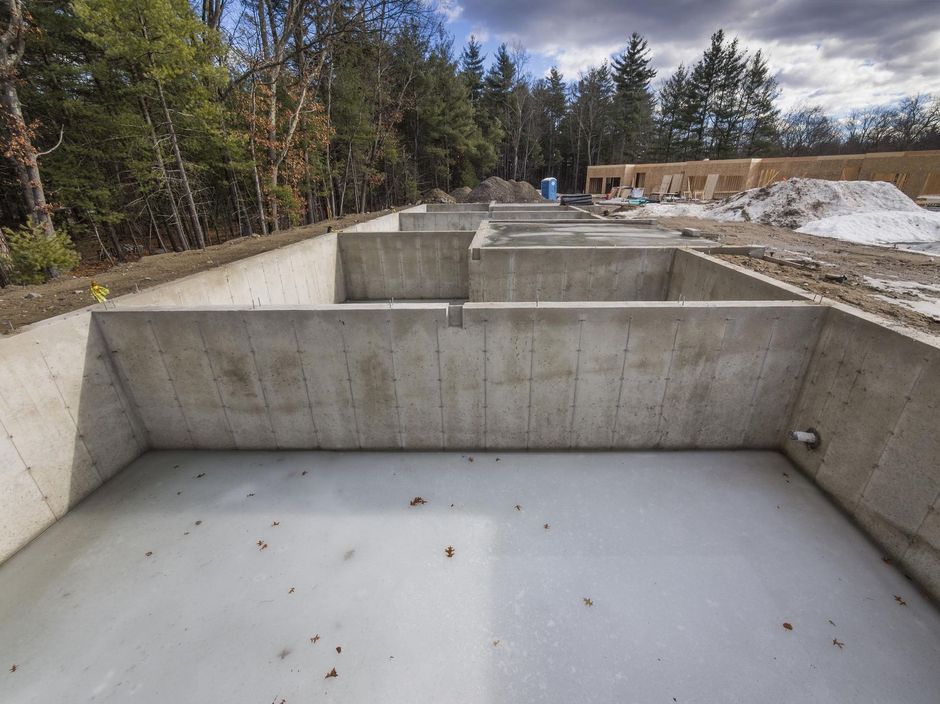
[467,176,543,203]
[422,188,455,203]
[709,178,921,229]
[510,179,544,202]
[450,186,472,203]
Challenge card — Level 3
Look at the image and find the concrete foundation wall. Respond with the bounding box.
[489,211,596,221]
[116,232,345,306]
[339,232,473,300]
[0,312,146,563]
[94,301,822,453]
[784,305,940,599]
[399,212,487,231]
[470,248,676,301]
[667,250,808,301]
[426,203,490,212]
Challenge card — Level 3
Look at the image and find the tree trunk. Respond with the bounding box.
[155,78,205,248]
[141,98,189,251]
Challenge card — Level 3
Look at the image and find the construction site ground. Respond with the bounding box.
[1,209,939,335]
[0,211,389,333]
[658,216,940,334]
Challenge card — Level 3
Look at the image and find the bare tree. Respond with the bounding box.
[1,0,57,243]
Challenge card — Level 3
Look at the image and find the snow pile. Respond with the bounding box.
[797,210,940,245]
[708,178,922,229]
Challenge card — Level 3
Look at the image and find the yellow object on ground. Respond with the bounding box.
[90,282,109,303]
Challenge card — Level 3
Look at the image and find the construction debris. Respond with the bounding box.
[467,176,543,203]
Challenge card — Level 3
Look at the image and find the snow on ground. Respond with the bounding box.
[796,210,940,246]
[707,179,921,229]
[864,277,940,321]
[613,178,940,251]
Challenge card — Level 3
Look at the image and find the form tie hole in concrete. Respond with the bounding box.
[788,427,821,450]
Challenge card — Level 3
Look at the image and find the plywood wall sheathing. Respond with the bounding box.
[702,174,719,200]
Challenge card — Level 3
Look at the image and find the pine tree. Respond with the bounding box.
[610,33,656,162]
[736,50,779,155]
[652,64,690,161]
[460,35,485,104]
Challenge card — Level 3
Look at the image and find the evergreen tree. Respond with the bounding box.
[610,33,656,162]
[736,50,779,155]
[460,35,485,104]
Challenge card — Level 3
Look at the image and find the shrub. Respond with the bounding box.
[0,223,80,284]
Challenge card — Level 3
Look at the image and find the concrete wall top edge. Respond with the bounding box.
[679,249,816,301]
[462,300,822,311]
[92,302,453,314]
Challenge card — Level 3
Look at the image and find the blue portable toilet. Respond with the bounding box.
[540,177,557,201]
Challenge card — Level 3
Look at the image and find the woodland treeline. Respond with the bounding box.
[2,0,939,264]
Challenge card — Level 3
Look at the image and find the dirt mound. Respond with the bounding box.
[708,178,920,229]
[422,188,455,203]
[510,179,543,202]
[450,186,472,203]
[467,176,543,203]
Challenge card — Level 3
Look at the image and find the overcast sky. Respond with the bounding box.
[439,0,940,114]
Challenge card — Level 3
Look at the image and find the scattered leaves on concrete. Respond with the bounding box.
[894,595,907,606]
[272,521,280,527]
[144,551,153,557]
[301,470,308,476]
[583,598,593,607]
[828,619,836,626]
[782,622,793,630]
[195,473,206,479]
[257,540,268,551]
[492,640,500,647]
[277,648,291,660]
[194,520,202,526]
[288,587,295,594]
[310,634,320,644]
[495,457,501,462]
[543,523,550,530]
[467,456,474,463]
[833,638,844,649]
[247,493,255,497]
[344,549,356,561]
[335,646,342,654]
[444,546,455,558]
[325,668,338,679]
[514,505,522,511]
[9,665,16,673]
[409,496,427,506]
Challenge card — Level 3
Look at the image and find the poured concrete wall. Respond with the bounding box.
[470,248,675,301]
[426,203,490,212]
[116,232,345,306]
[399,212,487,231]
[784,304,940,599]
[667,250,808,301]
[489,211,596,221]
[0,312,145,563]
[339,232,473,300]
[94,301,823,453]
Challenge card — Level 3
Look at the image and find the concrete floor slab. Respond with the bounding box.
[474,221,715,247]
[1,450,938,703]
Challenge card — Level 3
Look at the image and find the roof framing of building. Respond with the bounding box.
[586,150,940,201]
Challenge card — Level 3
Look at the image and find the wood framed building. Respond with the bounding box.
[584,150,940,202]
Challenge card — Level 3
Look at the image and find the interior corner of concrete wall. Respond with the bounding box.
[782,304,940,601]
[667,249,810,301]
[0,310,147,564]
[111,232,343,308]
